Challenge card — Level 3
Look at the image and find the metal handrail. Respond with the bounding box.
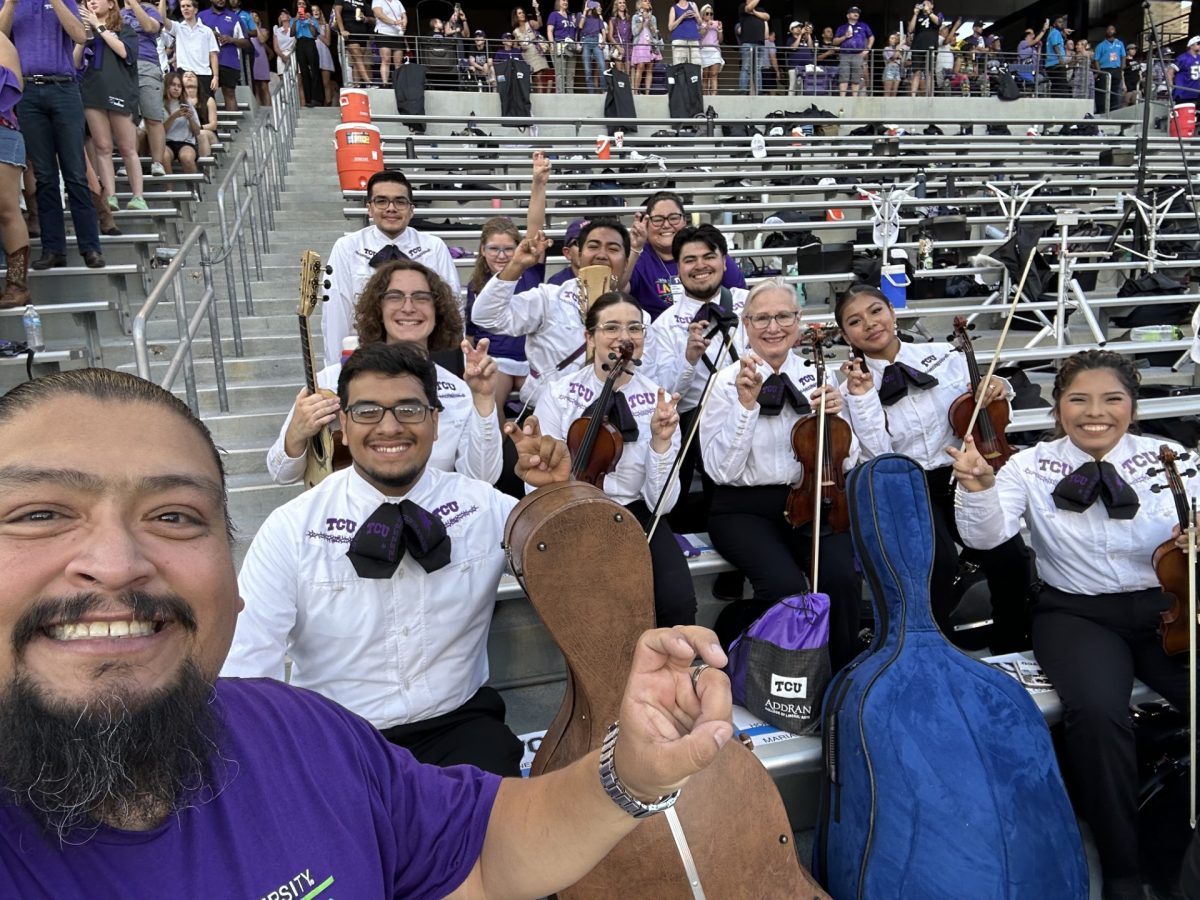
[131,65,300,414]
[132,226,228,415]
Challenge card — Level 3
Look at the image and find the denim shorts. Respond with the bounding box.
[0,124,26,169]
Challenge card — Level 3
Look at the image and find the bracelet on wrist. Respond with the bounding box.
[598,721,680,819]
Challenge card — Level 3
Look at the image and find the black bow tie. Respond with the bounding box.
[878,362,939,406]
[757,372,811,417]
[1051,460,1140,520]
[369,244,408,268]
[582,391,639,441]
[691,301,739,337]
[345,499,452,579]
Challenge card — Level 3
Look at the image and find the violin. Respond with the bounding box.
[786,324,853,532]
[1149,444,1198,656]
[566,340,636,490]
[947,316,1017,471]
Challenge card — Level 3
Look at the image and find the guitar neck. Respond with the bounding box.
[298,313,319,395]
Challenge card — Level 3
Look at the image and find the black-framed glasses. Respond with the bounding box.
[346,402,437,425]
[594,321,646,336]
[381,290,435,306]
[746,311,800,329]
[369,196,413,210]
[648,212,685,227]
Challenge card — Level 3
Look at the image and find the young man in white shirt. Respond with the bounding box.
[227,342,571,775]
[322,170,462,367]
[164,0,219,109]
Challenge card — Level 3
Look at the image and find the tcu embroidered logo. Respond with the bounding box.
[432,501,459,518]
[1037,459,1070,476]
[568,383,595,403]
[326,518,358,533]
[920,354,937,368]
[1121,452,1156,475]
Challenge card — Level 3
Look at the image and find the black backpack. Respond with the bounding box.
[996,72,1021,101]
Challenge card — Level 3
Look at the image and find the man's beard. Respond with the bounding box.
[0,656,219,842]
[354,458,423,491]
[684,277,722,302]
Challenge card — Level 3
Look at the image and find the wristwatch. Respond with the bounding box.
[598,721,681,819]
[97,25,108,33]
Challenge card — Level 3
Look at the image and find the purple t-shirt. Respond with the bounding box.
[198,6,243,69]
[835,21,873,53]
[670,3,699,41]
[547,9,574,41]
[465,263,543,361]
[7,0,81,76]
[121,2,164,67]
[0,67,20,121]
[1173,50,1200,101]
[0,678,500,899]
[628,250,747,320]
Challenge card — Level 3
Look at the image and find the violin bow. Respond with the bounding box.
[955,243,1040,456]
[1190,497,1197,829]
[645,327,738,543]
[810,380,828,594]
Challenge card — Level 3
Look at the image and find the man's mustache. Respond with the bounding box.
[12,592,198,653]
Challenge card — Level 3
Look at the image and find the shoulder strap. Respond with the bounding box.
[719,286,733,314]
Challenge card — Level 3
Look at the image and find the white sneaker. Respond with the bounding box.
[150,162,166,177]
[116,165,128,178]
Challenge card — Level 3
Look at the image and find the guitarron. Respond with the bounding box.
[297,250,350,488]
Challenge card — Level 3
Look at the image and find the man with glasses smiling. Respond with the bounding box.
[229,341,572,775]
[322,170,462,368]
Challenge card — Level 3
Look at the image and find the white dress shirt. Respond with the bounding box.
[700,353,855,487]
[469,275,589,406]
[536,366,681,510]
[165,18,219,75]
[844,341,1008,470]
[642,288,749,413]
[265,360,501,485]
[955,433,1200,595]
[322,224,463,368]
[226,465,516,729]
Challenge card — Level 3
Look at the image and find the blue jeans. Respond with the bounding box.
[739,42,762,94]
[17,81,100,256]
[581,35,605,92]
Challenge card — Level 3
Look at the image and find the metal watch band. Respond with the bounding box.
[598,721,680,819]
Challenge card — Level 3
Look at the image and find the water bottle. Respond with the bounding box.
[22,305,43,351]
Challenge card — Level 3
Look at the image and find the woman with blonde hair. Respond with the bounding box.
[698,4,723,94]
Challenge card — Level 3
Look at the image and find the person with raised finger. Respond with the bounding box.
[699,279,863,668]
[953,350,1198,899]
[267,259,502,488]
[534,291,696,626]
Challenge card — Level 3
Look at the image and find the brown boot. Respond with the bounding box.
[0,245,31,310]
[91,190,120,236]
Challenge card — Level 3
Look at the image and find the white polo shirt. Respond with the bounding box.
[165,17,219,75]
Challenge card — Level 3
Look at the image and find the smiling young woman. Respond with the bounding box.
[952,349,1198,898]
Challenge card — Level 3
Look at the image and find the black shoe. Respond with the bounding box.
[82,250,106,269]
[712,570,746,602]
[30,253,66,270]
[102,226,122,237]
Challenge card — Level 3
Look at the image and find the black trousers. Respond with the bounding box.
[667,406,716,534]
[295,36,324,105]
[926,465,1034,650]
[379,686,523,776]
[628,499,697,628]
[1031,586,1191,880]
[707,484,862,673]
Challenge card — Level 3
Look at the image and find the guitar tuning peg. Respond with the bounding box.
[1185,468,1198,478]
[325,265,333,274]
[324,280,332,289]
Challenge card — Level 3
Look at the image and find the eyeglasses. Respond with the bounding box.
[647,213,685,227]
[369,196,413,210]
[746,311,800,329]
[346,402,436,425]
[381,290,435,306]
[594,321,646,336]
[482,244,517,257]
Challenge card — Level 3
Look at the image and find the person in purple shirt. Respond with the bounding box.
[623,190,745,320]
[833,5,873,96]
[578,0,605,93]
[0,367,732,898]
[1170,35,1200,104]
[0,0,105,270]
[495,30,523,64]
[121,0,166,176]
[198,0,251,110]
[548,215,588,285]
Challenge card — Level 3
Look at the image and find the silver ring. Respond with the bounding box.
[690,664,710,693]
